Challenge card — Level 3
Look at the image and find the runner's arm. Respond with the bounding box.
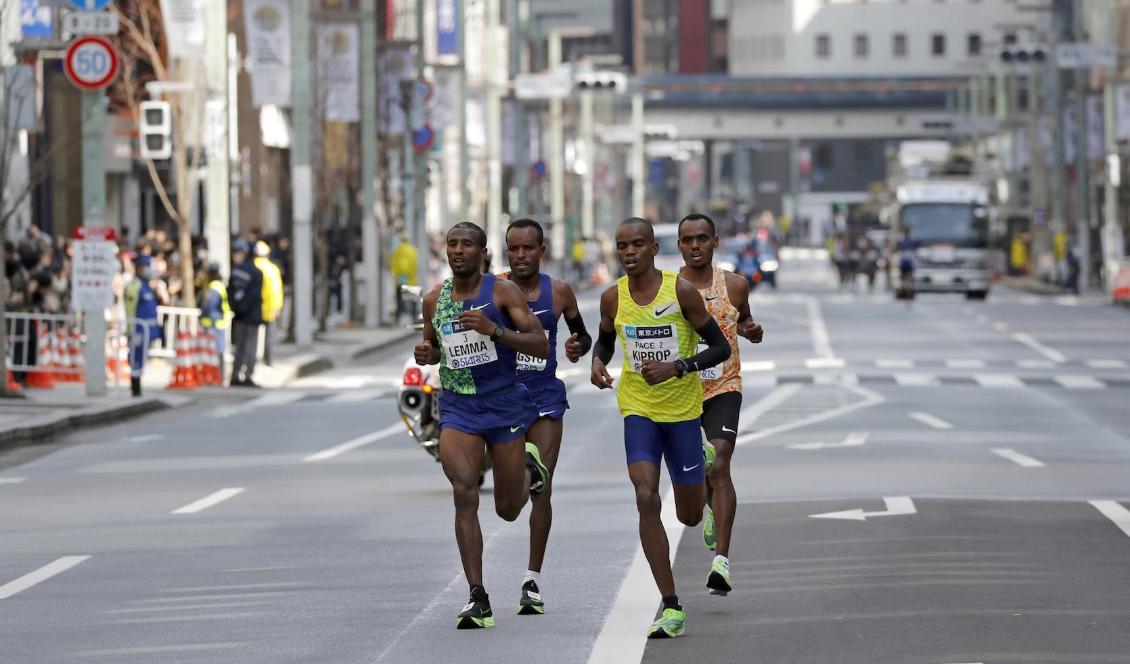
[674,277,730,374]
[556,279,593,358]
[415,289,441,365]
[492,279,549,358]
[726,271,763,343]
[590,286,617,389]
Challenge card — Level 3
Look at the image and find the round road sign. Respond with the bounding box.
[412,124,435,152]
[64,36,119,91]
[68,0,115,9]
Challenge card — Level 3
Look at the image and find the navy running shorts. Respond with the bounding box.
[623,415,705,485]
[440,383,539,445]
[523,375,570,421]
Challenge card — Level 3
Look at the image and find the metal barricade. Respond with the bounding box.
[5,312,83,379]
[152,306,201,359]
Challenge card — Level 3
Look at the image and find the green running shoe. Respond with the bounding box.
[516,579,544,615]
[703,504,717,552]
[647,607,686,639]
[525,442,550,496]
[706,556,732,596]
[456,591,495,629]
[703,440,716,475]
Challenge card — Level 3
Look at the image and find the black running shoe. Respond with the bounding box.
[456,589,495,629]
[516,579,545,615]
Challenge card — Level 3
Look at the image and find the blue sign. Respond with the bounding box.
[20,0,53,40]
[436,0,459,57]
[68,0,114,10]
[412,124,435,152]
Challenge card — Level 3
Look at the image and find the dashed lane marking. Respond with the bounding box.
[894,373,939,387]
[171,488,245,515]
[972,374,1025,389]
[1087,359,1128,369]
[946,359,986,369]
[0,477,27,484]
[0,556,90,600]
[991,448,1046,468]
[1055,375,1106,390]
[1012,332,1067,364]
[876,359,915,369]
[1089,500,1130,538]
[303,423,403,462]
[909,412,954,430]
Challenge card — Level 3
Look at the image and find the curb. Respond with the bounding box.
[0,395,190,452]
[999,276,1071,296]
[348,329,417,362]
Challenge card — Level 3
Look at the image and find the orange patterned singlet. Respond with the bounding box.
[691,267,741,400]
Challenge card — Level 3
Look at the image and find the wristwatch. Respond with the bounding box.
[673,359,689,379]
[490,325,505,341]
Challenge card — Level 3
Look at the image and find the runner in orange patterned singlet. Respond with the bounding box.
[677,213,764,598]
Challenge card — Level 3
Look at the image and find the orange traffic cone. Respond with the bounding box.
[206,333,222,385]
[192,332,208,386]
[167,331,199,390]
[6,370,21,393]
[69,331,85,384]
[26,324,55,389]
[52,329,69,381]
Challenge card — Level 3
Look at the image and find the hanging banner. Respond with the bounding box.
[316,23,360,122]
[380,44,415,135]
[159,0,206,60]
[436,0,460,57]
[20,0,52,40]
[244,0,292,108]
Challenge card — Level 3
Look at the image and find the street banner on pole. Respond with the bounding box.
[1116,85,1130,141]
[316,23,360,122]
[159,0,205,59]
[380,45,414,135]
[436,0,459,57]
[243,0,292,107]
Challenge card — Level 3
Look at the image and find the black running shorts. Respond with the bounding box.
[701,391,742,445]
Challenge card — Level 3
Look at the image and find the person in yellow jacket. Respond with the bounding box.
[255,241,284,366]
[391,234,419,320]
[199,262,231,382]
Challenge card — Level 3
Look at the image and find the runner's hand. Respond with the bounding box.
[740,321,764,343]
[640,360,678,385]
[564,333,583,363]
[591,359,614,389]
[414,341,434,365]
[457,309,494,335]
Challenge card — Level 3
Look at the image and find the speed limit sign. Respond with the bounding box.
[64,36,119,91]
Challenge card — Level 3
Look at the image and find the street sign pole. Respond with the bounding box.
[81,90,107,397]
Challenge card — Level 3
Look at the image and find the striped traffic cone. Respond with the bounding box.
[167,332,199,390]
[26,324,55,389]
[192,332,208,386]
[69,330,85,384]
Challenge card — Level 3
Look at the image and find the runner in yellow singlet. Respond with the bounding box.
[677,213,764,597]
[591,218,732,639]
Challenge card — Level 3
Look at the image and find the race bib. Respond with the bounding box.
[624,324,679,373]
[697,343,720,381]
[440,321,498,369]
[516,331,550,372]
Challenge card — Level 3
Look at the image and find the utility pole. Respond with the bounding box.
[486,0,503,251]
[457,0,470,218]
[361,0,380,326]
[1050,17,1068,258]
[81,90,107,398]
[509,0,528,216]
[1074,0,1091,291]
[548,32,565,262]
[415,0,429,290]
[631,92,645,218]
[580,67,595,238]
[204,0,230,280]
[290,0,314,347]
[1102,0,1124,292]
[402,81,417,276]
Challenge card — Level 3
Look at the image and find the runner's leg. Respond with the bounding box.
[486,436,530,521]
[527,416,563,572]
[708,439,736,557]
[628,460,676,597]
[439,428,488,587]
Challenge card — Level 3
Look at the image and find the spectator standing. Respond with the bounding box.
[228,240,264,387]
[390,233,419,320]
[199,262,231,384]
[124,255,162,397]
[254,241,283,366]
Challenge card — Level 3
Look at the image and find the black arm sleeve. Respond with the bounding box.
[565,313,593,356]
[593,327,616,364]
[682,318,730,372]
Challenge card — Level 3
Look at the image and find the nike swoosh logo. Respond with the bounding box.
[704,295,719,302]
[721,426,736,433]
[510,425,524,433]
[654,303,674,316]
[539,410,555,418]
[470,303,491,310]
[682,464,700,472]
[532,309,549,316]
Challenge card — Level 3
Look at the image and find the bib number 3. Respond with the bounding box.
[441,321,498,369]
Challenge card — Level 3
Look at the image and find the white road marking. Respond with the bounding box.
[972,374,1025,389]
[740,360,776,372]
[991,448,1046,468]
[303,423,403,462]
[1086,359,1128,369]
[805,357,846,369]
[209,391,307,418]
[0,556,90,600]
[1054,375,1105,390]
[909,412,954,430]
[894,373,939,387]
[124,434,164,443]
[587,488,682,664]
[0,477,27,484]
[737,383,802,431]
[1017,359,1056,370]
[810,496,917,521]
[799,294,835,359]
[1090,500,1130,538]
[875,359,914,369]
[738,385,884,445]
[325,388,386,403]
[1012,332,1067,363]
[991,322,1009,332]
[946,359,986,369]
[171,488,245,515]
[788,432,869,451]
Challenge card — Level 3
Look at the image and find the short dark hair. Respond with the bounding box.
[506,218,544,244]
[448,221,487,248]
[619,217,655,241]
[678,213,716,235]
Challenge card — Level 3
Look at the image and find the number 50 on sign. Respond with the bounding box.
[64,35,119,91]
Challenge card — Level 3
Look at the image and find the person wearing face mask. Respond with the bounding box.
[124,255,164,397]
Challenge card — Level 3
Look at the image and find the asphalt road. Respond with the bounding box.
[2,252,1130,664]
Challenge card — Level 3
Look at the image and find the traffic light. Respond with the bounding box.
[139,100,172,160]
[574,71,627,93]
[1000,44,1047,65]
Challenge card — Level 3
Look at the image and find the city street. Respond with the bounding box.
[2,253,1130,663]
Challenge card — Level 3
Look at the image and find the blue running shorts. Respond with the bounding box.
[440,383,539,445]
[523,375,570,421]
[623,415,705,485]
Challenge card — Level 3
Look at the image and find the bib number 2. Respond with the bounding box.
[625,324,679,373]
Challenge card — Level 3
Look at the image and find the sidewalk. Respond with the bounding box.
[250,324,416,388]
[998,276,1113,305]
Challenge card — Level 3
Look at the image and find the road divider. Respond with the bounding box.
[810,496,917,521]
[909,412,953,430]
[303,423,403,462]
[171,488,245,515]
[0,555,90,600]
[991,448,1045,468]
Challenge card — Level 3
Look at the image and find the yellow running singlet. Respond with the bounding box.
[614,271,703,422]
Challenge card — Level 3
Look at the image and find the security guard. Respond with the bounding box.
[254,241,283,366]
[199,262,231,383]
[124,255,162,397]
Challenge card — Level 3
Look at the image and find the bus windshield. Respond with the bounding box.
[900,203,988,247]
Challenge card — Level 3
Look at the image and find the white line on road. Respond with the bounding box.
[303,423,403,462]
[991,448,1046,468]
[171,488,245,515]
[1012,332,1067,363]
[804,357,846,369]
[124,434,164,443]
[325,388,386,403]
[875,359,915,369]
[972,374,1025,389]
[737,383,802,429]
[810,496,917,521]
[1054,375,1106,390]
[1089,500,1130,538]
[909,412,954,430]
[0,556,90,600]
[894,373,939,387]
[788,432,869,451]
[799,294,835,359]
[739,360,776,372]
[946,359,986,369]
[0,477,26,484]
[1017,359,1056,370]
[738,385,885,445]
[1086,359,1128,369]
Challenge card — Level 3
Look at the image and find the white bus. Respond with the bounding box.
[893,181,992,299]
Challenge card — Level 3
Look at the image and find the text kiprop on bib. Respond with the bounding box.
[516,331,550,372]
[441,321,498,369]
[696,343,720,380]
[625,324,679,373]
